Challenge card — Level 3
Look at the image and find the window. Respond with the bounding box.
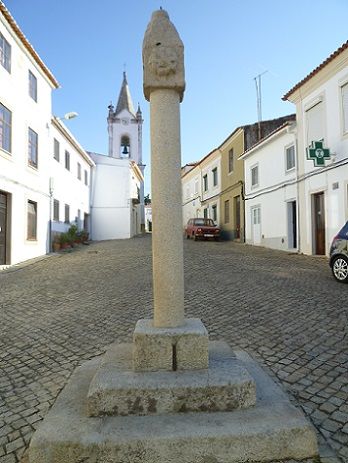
[84,169,88,185]
[212,204,217,222]
[53,199,59,221]
[29,71,37,101]
[0,32,11,72]
[212,167,218,187]
[251,165,259,188]
[203,174,208,191]
[203,208,208,219]
[65,150,70,170]
[285,145,295,171]
[0,103,11,153]
[341,83,348,134]
[306,101,324,147]
[228,149,234,173]
[77,162,81,180]
[224,200,230,223]
[64,204,70,223]
[28,128,38,168]
[27,200,37,240]
[53,138,59,162]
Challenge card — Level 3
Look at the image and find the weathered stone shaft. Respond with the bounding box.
[150,88,185,328]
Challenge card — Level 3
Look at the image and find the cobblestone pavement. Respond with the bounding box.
[0,236,347,463]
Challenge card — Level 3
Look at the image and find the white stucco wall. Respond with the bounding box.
[90,153,139,240]
[293,57,348,255]
[200,154,221,224]
[182,167,201,227]
[181,153,221,227]
[0,12,54,264]
[50,121,93,236]
[244,128,298,251]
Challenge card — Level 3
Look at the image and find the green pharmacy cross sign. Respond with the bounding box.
[306,141,331,167]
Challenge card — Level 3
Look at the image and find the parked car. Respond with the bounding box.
[329,221,348,282]
[185,218,221,241]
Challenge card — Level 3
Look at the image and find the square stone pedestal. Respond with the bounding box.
[133,318,208,371]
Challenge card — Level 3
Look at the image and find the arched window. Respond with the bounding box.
[120,135,130,158]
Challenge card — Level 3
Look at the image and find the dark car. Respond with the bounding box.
[329,221,348,282]
[185,218,221,241]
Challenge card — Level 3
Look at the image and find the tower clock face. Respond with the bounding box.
[121,119,129,125]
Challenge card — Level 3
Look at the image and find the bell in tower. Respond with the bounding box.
[120,135,130,158]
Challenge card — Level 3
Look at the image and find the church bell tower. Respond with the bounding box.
[107,72,145,230]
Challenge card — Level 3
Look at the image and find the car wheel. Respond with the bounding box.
[332,255,348,283]
[194,233,198,241]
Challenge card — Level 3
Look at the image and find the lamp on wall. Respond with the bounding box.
[56,112,79,121]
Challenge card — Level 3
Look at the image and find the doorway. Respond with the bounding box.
[287,200,297,249]
[0,192,8,265]
[234,195,240,239]
[251,206,261,245]
[313,192,325,255]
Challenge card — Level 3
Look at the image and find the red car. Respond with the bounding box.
[185,218,221,241]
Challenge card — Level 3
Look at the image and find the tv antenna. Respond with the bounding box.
[254,70,268,140]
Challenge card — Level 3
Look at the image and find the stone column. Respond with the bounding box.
[143,10,186,329]
[133,9,208,372]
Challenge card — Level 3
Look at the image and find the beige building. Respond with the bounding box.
[220,129,245,240]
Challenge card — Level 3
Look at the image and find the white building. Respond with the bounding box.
[241,119,298,250]
[0,2,58,265]
[0,4,147,266]
[50,117,95,241]
[89,153,143,240]
[182,163,201,226]
[284,40,348,255]
[181,149,221,227]
[145,204,152,232]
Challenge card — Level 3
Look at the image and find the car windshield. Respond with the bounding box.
[339,221,348,237]
[193,219,215,226]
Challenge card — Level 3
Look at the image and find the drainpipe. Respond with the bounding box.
[49,177,54,252]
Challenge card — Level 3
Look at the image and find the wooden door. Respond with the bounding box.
[0,192,7,265]
[234,196,240,239]
[313,192,325,255]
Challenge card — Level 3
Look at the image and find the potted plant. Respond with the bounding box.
[67,224,78,247]
[59,232,70,250]
[52,239,61,252]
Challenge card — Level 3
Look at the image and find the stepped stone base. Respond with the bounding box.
[133,318,209,371]
[29,342,318,463]
[87,341,256,416]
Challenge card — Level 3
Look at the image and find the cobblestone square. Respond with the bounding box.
[0,236,347,462]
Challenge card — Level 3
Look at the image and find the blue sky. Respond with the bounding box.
[4,0,348,194]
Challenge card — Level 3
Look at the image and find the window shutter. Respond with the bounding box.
[342,83,348,133]
[306,101,324,147]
